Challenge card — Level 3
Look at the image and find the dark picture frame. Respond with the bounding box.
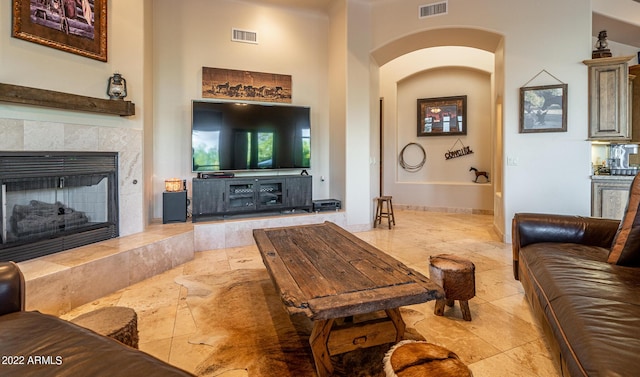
[417,95,467,137]
[519,84,567,133]
[12,0,107,62]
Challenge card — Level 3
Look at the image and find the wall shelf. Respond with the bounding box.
[0,83,135,117]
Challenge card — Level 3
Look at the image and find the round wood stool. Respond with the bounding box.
[71,306,139,348]
[374,196,396,229]
[383,340,472,377]
[429,254,475,321]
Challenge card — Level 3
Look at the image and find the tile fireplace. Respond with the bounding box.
[0,152,118,262]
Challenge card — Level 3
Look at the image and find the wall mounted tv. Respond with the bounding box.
[192,101,311,172]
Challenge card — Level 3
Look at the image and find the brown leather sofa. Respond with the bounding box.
[512,212,640,377]
[0,262,194,377]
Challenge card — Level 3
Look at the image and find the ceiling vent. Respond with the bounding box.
[419,1,448,19]
[231,28,258,44]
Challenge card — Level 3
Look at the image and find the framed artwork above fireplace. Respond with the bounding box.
[12,0,107,61]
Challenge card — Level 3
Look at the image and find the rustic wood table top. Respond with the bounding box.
[253,221,444,321]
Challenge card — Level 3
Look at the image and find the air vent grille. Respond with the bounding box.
[232,28,258,44]
[419,1,448,18]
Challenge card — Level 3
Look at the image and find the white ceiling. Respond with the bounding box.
[593,12,640,48]
[246,0,640,48]
[239,0,332,12]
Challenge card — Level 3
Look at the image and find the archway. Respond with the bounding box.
[371,27,506,236]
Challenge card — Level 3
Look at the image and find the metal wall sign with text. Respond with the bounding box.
[445,138,474,160]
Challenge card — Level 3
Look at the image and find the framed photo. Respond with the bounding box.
[202,67,292,103]
[520,84,567,133]
[417,95,467,137]
[12,0,107,62]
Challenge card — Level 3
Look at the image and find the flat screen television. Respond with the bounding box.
[192,101,311,172]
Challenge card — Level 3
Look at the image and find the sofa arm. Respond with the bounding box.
[512,213,620,280]
[0,262,25,315]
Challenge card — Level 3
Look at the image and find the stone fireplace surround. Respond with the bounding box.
[0,117,144,238]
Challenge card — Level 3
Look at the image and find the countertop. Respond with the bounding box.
[591,175,636,181]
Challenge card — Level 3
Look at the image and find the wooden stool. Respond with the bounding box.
[383,340,472,377]
[429,254,475,321]
[71,306,139,348]
[374,196,396,229]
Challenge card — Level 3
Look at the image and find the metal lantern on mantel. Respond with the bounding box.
[107,73,127,100]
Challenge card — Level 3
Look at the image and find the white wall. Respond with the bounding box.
[328,1,348,206]
[344,0,374,229]
[152,0,331,219]
[380,47,494,212]
[369,0,592,240]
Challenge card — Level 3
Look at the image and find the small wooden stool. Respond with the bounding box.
[71,306,139,348]
[383,340,472,377]
[429,254,476,321]
[374,196,396,229]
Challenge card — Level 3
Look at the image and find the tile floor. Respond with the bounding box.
[61,210,559,377]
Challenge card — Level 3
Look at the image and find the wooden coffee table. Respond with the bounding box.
[253,221,444,377]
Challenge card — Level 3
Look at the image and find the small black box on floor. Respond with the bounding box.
[163,191,187,223]
[313,199,342,212]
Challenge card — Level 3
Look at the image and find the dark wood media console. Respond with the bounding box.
[191,175,312,222]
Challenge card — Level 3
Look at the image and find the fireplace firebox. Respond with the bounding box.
[0,152,119,262]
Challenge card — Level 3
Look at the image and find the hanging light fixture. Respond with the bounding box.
[107,73,127,100]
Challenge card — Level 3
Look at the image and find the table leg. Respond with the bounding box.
[385,308,406,342]
[310,318,335,377]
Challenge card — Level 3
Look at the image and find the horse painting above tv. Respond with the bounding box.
[192,101,311,172]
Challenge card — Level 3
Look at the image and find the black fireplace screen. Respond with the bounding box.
[0,152,119,262]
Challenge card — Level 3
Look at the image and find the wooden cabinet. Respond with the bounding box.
[192,179,225,217]
[584,56,634,140]
[192,175,312,222]
[629,65,640,141]
[591,177,633,219]
[285,176,313,208]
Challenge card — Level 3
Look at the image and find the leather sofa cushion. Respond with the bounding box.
[609,173,640,266]
[0,262,23,316]
[0,311,194,377]
[520,243,640,376]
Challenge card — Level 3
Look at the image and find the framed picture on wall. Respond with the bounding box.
[12,0,107,62]
[519,84,567,133]
[417,95,467,137]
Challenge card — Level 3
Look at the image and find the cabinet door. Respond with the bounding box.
[257,179,285,210]
[286,176,312,208]
[225,179,257,212]
[192,179,225,217]
[592,180,631,219]
[585,57,632,140]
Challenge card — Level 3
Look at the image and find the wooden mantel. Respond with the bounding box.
[0,83,135,117]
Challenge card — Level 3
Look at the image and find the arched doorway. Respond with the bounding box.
[371,27,506,236]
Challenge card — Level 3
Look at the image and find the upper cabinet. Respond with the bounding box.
[630,64,640,142]
[584,55,634,140]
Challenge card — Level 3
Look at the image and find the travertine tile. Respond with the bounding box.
[48,210,561,377]
[468,352,540,377]
[0,118,24,150]
[504,338,558,377]
[168,334,216,374]
[455,302,541,352]
[139,337,172,363]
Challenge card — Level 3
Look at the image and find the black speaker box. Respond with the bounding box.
[163,191,187,223]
